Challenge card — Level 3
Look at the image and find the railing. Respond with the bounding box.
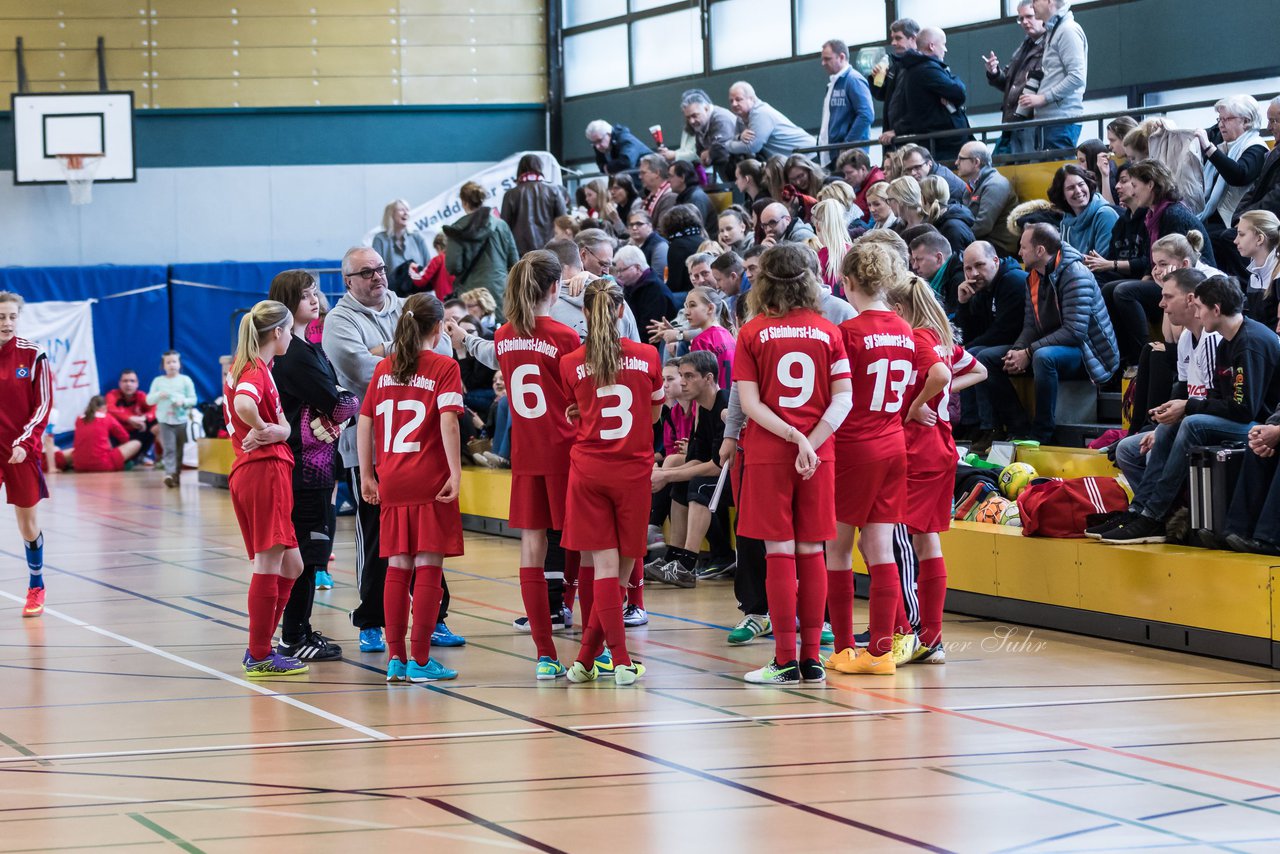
[792,93,1279,166]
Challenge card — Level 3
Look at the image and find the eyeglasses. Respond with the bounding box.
[760,218,785,228]
[903,162,927,173]
[346,265,387,281]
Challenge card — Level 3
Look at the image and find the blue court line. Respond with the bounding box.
[1065,760,1280,817]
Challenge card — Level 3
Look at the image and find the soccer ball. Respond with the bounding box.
[974,495,1010,524]
[999,501,1022,527]
[998,462,1038,499]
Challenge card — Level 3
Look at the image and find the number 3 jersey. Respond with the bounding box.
[360,352,465,506]
[735,309,851,464]
[836,309,916,461]
[559,338,663,475]
[494,316,581,476]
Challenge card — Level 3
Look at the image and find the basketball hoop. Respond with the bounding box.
[56,153,104,205]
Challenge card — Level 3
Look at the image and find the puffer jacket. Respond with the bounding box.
[1013,244,1119,384]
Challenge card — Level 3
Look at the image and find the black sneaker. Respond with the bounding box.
[853,629,870,648]
[1099,514,1166,544]
[1224,532,1280,556]
[799,658,826,683]
[1084,510,1131,540]
[511,611,569,632]
[277,631,343,662]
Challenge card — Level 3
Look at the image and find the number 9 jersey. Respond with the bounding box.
[494,316,581,476]
[735,309,851,463]
[360,352,465,506]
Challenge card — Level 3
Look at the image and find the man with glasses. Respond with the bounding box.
[758,202,815,247]
[983,0,1047,155]
[897,143,969,204]
[613,244,678,362]
[626,210,669,280]
[323,246,466,655]
[585,119,652,177]
[574,228,617,277]
[955,140,1019,255]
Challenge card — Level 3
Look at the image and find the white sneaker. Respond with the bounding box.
[623,604,648,627]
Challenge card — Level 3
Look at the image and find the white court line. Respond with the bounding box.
[947,687,1280,712]
[0,592,391,742]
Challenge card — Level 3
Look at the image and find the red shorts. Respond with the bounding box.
[903,466,955,535]
[737,460,836,543]
[562,462,649,559]
[229,459,297,559]
[835,452,907,527]
[0,455,48,507]
[76,448,126,473]
[380,501,464,558]
[508,472,568,531]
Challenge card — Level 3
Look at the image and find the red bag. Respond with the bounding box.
[1018,477,1129,538]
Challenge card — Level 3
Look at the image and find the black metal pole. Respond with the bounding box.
[16,37,28,93]
[96,36,108,91]
[545,0,564,163]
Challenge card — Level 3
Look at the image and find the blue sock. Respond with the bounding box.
[26,533,44,590]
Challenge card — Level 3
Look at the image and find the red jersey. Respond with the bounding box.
[224,358,294,471]
[735,309,851,463]
[903,329,978,470]
[105,388,155,428]
[360,352,464,506]
[72,414,130,470]
[836,309,915,461]
[0,336,53,457]
[560,338,663,475]
[494,316,580,476]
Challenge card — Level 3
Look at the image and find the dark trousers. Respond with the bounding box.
[978,344,1087,442]
[347,465,450,629]
[544,528,567,614]
[733,534,768,616]
[1128,342,1177,435]
[282,487,333,644]
[1225,447,1280,544]
[1104,278,1162,367]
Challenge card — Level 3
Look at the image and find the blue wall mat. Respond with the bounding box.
[169,260,342,400]
[0,264,170,401]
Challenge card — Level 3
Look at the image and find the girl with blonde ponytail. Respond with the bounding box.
[558,276,664,686]
[356,292,466,684]
[681,286,736,385]
[884,275,987,665]
[492,250,584,680]
[824,242,918,675]
[223,299,309,677]
[735,243,853,687]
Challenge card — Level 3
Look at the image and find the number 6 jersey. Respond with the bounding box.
[735,308,851,464]
[494,316,582,476]
[559,338,664,474]
[360,352,465,506]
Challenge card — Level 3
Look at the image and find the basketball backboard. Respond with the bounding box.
[12,92,135,184]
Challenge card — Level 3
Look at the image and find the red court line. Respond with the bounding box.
[457,592,1280,795]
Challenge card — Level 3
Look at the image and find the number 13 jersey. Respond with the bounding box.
[560,338,664,475]
[836,309,916,461]
[494,316,581,476]
[360,352,465,506]
[735,309,850,463]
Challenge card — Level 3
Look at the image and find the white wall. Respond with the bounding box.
[0,161,493,267]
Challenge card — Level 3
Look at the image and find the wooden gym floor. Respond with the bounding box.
[2,473,1279,853]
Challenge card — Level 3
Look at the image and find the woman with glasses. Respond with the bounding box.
[1195,95,1271,280]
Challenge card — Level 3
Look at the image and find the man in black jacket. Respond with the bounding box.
[586,119,652,176]
[614,244,679,361]
[1099,276,1280,544]
[872,17,919,148]
[956,242,1029,441]
[889,28,972,161]
[908,231,965,313]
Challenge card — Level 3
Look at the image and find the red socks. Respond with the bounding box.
[410,566,444,665]
[246,574,278,660]
[826,569,856,652]
[578,563,596,631]
[623,560,644,610]
[765,553,798,664]
[917,557,947,648]
[564,550,580,612]
[796,552,827,662]
[589,577,630,666]
[273,575,295,631]
[519,566,557,659]
[383,568,412,663]
[867,563,902,657]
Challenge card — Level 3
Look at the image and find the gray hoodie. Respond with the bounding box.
[322,289,450,466]
[1036,10,1087,121]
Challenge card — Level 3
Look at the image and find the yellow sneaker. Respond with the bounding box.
[891,632,920,665]
[825,647,858,671]
[842,648,896,675]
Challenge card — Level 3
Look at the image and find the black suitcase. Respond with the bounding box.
[1187,443,1246,541]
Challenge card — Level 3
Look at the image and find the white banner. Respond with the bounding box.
[365,150,563,244]
[22,300,99,435]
